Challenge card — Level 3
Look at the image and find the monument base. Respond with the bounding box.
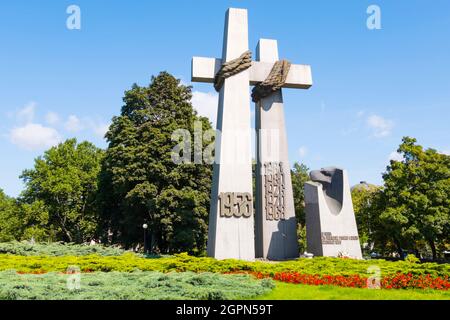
[305,168,363,259]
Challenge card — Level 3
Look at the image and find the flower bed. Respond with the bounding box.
[249,272,450,291]
[1,252,449,278]
[1,246,449,292]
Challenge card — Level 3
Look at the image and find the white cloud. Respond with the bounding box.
[8,104,111,150]
[16,102,36,124]
[388,151,404,162]
[45,112,60,125]
[298,146,308,158]
[10,123,62,151]
[191,91,218,127]
[83,118,110,139]
[92,122,110,138]
[64,115,83,133]
[176,75,190,87]
[367,114,394,138]
[440,150,450,156]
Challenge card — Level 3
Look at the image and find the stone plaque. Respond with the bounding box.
[321,232,359,245]
[264,162,285,221]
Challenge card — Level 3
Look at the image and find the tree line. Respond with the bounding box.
[352,137,449,260]
[0,72,448,259]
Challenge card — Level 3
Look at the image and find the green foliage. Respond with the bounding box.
[291,163,310,252]
[98,72,213,252]
[405,254,420,264]
[0,242,132,257]
[297,224,307,254]
[18,200,50,242]
[291,162,310,226]
[1,252,448,278]
[0,190,21,241]
[0,192,49,242]
[0,271,272,300]
[20,139,104,243]
[351,183,381,250]
[371,137,450,259]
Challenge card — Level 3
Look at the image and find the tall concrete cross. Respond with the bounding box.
[192,8,254,261]
[254,39,312,260]
[191,8,312,261]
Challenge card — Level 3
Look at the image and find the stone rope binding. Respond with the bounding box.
[213,50,291,103]
[251,59,291,103]
[213,50,252,91]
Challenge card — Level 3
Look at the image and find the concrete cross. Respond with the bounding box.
[192,49,312,90]
[191,8,313,261]
[254,39,311,260]
[191,8,255,261]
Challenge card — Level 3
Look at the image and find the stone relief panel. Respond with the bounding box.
[219,192,253,218]
[264,162,286,221]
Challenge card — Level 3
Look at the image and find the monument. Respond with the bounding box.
[192,8,255,261]
[304,167,363,259]
[191,8,312,261]
[254,39,312,260]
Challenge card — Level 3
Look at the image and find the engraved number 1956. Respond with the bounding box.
[219,192,253,218]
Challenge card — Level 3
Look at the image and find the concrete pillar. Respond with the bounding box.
[207,8,255,261]
[255,39,299,260]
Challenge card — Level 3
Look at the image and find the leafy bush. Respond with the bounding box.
[0,242,134,257]
[405,254,420,264]
[0,252,449,278]
[0,271,272,300]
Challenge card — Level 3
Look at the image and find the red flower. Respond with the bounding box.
[244,271,449,291]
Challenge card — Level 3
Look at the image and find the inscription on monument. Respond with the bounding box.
[321,232,359,245]
[264,162,285,221]
[219,192,253,218]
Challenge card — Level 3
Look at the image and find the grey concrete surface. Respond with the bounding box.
[305,167,363,259]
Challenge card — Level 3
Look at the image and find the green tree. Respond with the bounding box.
[0,190,21,241]
[291,162,310,225]
[18,200,50,242]
[98,72,213,253]
[351,182,380,251]
[291,162,310,252]
[375,137,450,259]
[20,139,104,243]
[0,190,50,242]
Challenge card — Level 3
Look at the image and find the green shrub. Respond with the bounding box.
[0,271,272,300]
[0,242,134,257]
[0,252,448,278]
[405,254,420,264]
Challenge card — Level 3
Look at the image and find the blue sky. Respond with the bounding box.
[1,0,449,197]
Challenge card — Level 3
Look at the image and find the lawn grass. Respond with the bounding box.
[255,281,450,300]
